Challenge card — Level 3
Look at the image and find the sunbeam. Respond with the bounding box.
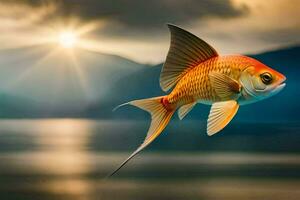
[6,47,62,90]
[67,50,92,98]
[0,1,103,103]
[59,31,77,48]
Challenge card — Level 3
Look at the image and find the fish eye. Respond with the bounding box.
[260,72,273,84]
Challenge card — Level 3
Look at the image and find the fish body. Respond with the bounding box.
[167,55,246,106]
[109,24,286,177]
[165,55,285,108]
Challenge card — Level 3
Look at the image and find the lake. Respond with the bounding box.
[0,119,299,200]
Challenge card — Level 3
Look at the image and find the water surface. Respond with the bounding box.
[0,119,299,200]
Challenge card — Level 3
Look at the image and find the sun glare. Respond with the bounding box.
[58,31,77,48]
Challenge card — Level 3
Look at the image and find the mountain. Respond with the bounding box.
[104,46,300,121]
[0,45,298,119]
[0,45,147,116]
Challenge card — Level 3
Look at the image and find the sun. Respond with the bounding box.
[58,31,77,48]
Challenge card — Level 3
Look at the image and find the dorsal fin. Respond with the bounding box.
[160,24,219,92]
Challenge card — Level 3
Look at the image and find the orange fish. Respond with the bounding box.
[109,24,286,176]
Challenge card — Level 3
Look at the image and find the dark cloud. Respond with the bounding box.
[257,28,300,45]
[5,0,248,30]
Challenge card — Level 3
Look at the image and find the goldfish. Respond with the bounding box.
[109,24,286,177]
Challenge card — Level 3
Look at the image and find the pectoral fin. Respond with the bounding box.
[178,102,196,120]
[209,72,241,100]
[207,100,239,136]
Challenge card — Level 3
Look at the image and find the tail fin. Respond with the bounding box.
[108,96,175,177]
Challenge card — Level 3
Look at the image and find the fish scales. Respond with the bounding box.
[168,56,245,106]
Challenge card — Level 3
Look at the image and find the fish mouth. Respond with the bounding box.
[277,75,286,90]
[271,82,286,96]
[277,82,286,90]
[274,75,286,92]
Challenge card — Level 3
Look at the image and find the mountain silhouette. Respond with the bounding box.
[0,45,298,119]
[0,45,147,117]
[107,46,300,121]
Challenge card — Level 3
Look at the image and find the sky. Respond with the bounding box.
[0,0,299,63]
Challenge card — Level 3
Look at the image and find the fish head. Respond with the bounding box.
[239,59,286,103]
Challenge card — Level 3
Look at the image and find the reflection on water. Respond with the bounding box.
[0,119,299,200]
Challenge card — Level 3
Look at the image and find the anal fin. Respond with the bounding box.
[178,102,196,120]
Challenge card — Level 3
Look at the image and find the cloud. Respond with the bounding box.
[0,1,59,49]
[0,0,299,63]
[192,0,300,55]
[5,0,247,30]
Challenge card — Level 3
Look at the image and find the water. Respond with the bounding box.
[0,119,299,200]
